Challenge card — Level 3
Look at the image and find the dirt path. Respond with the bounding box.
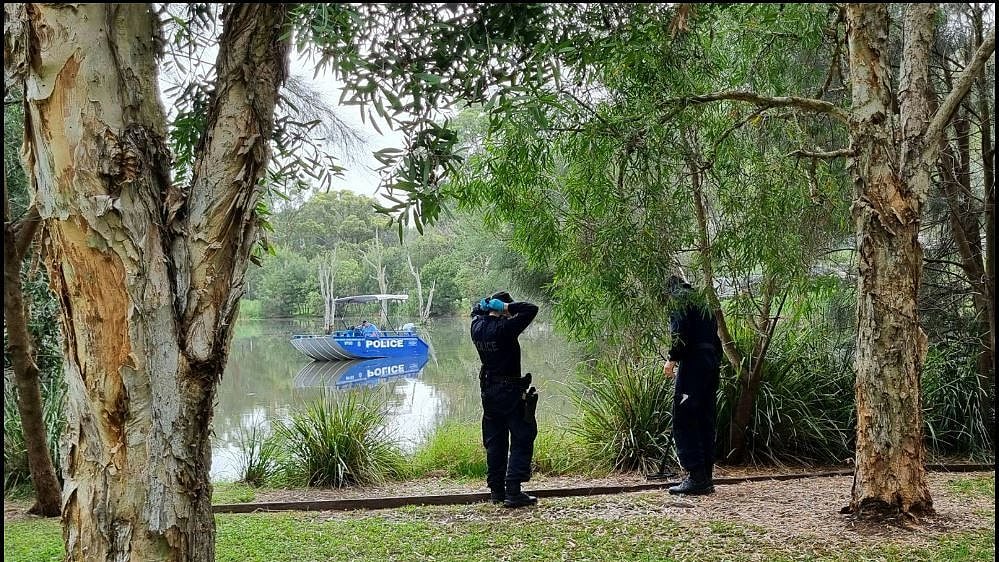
[303,471,995,552]
[248,464,851,503]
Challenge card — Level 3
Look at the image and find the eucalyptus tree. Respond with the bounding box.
[5,3,291,559]
[3,3,567,557]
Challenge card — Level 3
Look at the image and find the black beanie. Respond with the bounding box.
[489,291,514,304]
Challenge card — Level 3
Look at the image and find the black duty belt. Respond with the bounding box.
[480,373,522,384]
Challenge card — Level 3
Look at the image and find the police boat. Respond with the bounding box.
[290,294,430,360]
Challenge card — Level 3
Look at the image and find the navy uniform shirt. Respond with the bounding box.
[471,302,539,379]
[667,289,721,361]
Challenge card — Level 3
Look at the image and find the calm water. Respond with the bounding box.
[211,316,581,481]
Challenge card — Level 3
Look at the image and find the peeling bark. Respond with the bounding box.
[841,2,994,517]
[844,3,934,517]
[7,3,290,560]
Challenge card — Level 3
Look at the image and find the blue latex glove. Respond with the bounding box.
[481,298,505,312]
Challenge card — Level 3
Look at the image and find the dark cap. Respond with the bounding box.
[489,291,514,304]
[666,275,688,292]
[662,275,692,301]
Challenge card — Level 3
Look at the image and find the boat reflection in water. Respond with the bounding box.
[293,353,431,389]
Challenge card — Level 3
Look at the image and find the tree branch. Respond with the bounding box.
[12,205,41,261]
[668,90,850,124]
[924,27,995,156]
[178,4,291,362]
[788,147,856,159]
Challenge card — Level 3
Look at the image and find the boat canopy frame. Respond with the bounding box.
[330,294,410,333]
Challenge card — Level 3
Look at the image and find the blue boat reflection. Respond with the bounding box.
[293,353,431,389]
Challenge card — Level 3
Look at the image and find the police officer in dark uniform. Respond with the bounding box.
[662,275,721,495]
[471,291,540,508]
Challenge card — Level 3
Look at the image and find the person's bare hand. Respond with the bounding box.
[663,360,676,378]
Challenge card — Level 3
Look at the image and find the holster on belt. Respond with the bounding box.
[523,386,538,423]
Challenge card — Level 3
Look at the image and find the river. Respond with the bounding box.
[211,316,581,481]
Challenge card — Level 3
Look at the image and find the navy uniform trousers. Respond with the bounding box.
[481,377,537,490]
[672,347,721,477]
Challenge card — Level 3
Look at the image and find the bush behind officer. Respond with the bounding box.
[470,291,540,508]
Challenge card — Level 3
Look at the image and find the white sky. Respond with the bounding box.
[157,15,407,207]
[287,57,405,205]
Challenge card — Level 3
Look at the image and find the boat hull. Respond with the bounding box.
[290,332,430,360]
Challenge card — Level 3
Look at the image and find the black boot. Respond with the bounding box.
[668,471,714,495]
[489,486,505,505]
[503,481,538,508]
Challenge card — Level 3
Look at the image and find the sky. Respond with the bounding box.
[287,56,406,206]
[157,9,408,207]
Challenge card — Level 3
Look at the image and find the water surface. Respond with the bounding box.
[211,316,581,481]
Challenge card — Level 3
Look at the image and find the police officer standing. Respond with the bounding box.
[662,275,721,495]
[471,291,540,508]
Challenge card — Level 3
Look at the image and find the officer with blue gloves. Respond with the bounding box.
[471,291,540,508]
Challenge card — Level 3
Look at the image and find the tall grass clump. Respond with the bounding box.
[715,314,855,466]
[573,359,674,473]
[533,424,589,476]
[410,421,486,479]
[3,376,65,492]
[274,390,406,487]
[922,342,992,460]
[230,421,281,487]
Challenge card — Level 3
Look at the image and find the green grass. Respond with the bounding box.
[230,421,282,486]
[533,425,590,475]
[213,482,258,504]
[573,359,674,473]
[4,376,65,491]
[409,420,593,479]
[945,475,995,498]
[4,518,62,562]
[274,390,407,487]
[4,502,993,562]
[410,421,487,479]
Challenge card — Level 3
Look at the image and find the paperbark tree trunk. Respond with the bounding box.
[6,3,290,560]
[844,3,937,516]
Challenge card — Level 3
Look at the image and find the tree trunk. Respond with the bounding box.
[3,199,61,517]
[364,230,390,326]
[8,3,289,560]
[727,281,784,464]
[407,253,425,319]
[687,152,760,463]
[971,4,996,446]
[844,3,933,516]
[424,279,437,322]
[319,251,338,333]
